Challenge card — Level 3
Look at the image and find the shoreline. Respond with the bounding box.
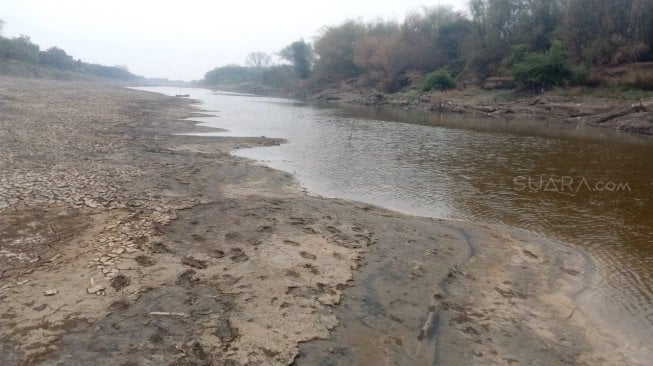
[0,76,647,365]
[211,82,653,136]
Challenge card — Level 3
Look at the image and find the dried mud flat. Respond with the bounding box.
[0,77,647,365]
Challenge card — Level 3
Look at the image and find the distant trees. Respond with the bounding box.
[0,32,137,80]
[313,21,366,81]
[245,52,271,68]
[563,0,653,65]
[311,7,471,91]
[280,39,313,79]
[204,65,257,85]
[202,63,297,89]
[40,47,75,69]
[353,23,405,91]
[202,0,653,92]
[0,35,40,62]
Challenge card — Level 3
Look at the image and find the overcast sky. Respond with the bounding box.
[1,0,468,80]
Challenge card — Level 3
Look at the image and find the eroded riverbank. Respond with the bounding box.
[303,83,653,135]
[0,77,648,365]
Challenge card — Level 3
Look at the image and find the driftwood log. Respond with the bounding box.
[589,104,646,124]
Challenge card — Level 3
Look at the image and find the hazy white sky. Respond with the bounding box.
[1,0,468,80]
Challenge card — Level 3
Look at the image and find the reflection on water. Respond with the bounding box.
[137,87,653,333]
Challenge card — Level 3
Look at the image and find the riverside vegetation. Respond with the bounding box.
[200,0,653,134]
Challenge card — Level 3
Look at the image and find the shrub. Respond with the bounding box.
[570,64,589,85]
[626,73,653,91]
[511,41,572,90]
[420,68,456,91]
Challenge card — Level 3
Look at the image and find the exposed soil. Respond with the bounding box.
[0,76,647,365]
[308,82,653,135]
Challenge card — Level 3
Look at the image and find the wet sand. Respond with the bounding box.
[0,77,646,365]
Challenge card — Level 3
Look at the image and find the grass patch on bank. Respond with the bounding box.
[561,86,653,101]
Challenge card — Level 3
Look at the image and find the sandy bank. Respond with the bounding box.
[0,77,645,365]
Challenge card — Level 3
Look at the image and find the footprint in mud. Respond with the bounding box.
[300,251,317,260]
[210,249,225,258]
[304,263,319,274]
[289,217,316,225]
[177,269,199,285]
[285,270,300,278]
[256,225,274,233]
[225,232,242,242]
[109,299,129,311]
[151,242,171,254]
[229,248,249,263]
[303,227,317,234]
[247,238,262,246]
[134,255,156,266]
[522,250,540,261]
[192,234,206,242]
[110,274,131,291]
[181,256,208,269]
[149,327,169,344]
[563,268,580,276]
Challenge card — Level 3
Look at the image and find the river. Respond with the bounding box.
[136,86,653,338]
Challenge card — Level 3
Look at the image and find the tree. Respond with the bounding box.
[245,51,271,68]
[354,28,410,91]
[563,0,652,65]
[313,20,367,81]
[0,35,40,62]
[40,47,75,69]
[203,65,257,85]
[280,39,313,79]
[0,19,5,36]
[351,7,469,91]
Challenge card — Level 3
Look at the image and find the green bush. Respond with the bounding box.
[511,41,572,90]
[570,64,589,85]
[421,68,456,91]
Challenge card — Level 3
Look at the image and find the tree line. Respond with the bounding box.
[203,0,653,92]
[0,23,137,81]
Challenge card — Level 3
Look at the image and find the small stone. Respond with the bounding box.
[113,248,125,255]
[48,254,62,262]
[87,285,105,294]
[44,289,58,296]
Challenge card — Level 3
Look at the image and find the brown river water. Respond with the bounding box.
[140,87,653,340]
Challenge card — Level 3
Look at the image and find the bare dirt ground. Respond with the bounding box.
[0,77,647,365]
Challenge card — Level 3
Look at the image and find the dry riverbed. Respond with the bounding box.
[0,77,646,365]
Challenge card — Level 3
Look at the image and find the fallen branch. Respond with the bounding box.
[148,311,188,317]
[589,104,646,124]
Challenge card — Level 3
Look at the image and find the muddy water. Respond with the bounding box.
[138,87,653,339]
